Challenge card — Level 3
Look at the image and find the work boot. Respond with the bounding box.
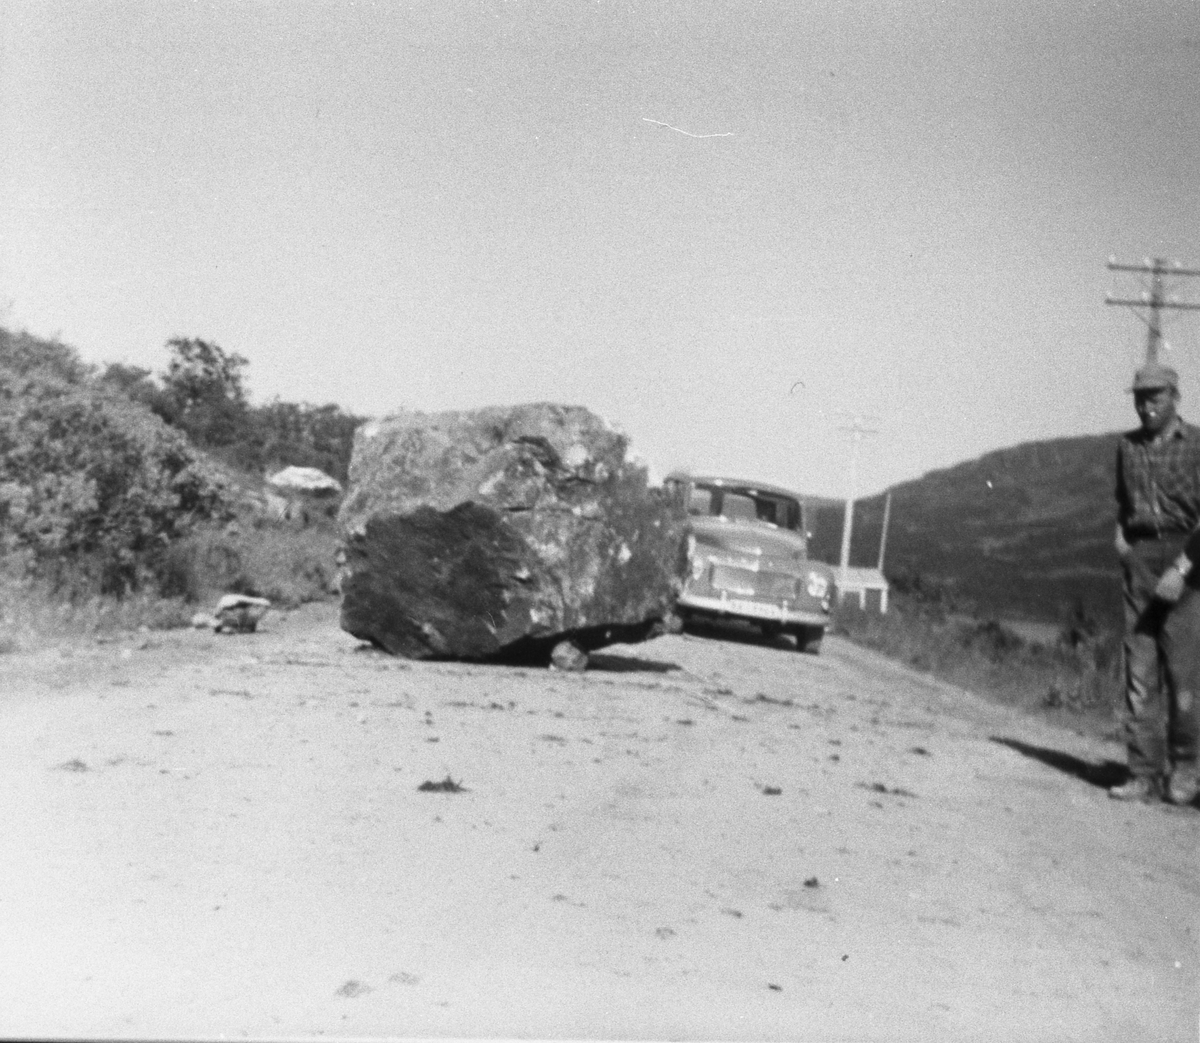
[1108,774,1161,803]
[1166,767,1200,807]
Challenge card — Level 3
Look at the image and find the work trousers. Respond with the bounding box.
[1122,535,1200,777]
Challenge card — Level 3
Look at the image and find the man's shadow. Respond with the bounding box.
[990,736,1128,789]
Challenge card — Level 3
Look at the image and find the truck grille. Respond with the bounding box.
[710,564,796,600]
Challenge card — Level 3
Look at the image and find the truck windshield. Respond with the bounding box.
[697,485,801,531]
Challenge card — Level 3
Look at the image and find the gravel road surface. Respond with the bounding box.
[1,601,1194,1040]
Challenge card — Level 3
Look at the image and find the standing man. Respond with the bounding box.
[1112,362,1200,805]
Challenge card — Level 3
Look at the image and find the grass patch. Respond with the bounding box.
[831,593,1122,740]
[0,575,196,649]
[0,513,342,650]
[156,516,340,608]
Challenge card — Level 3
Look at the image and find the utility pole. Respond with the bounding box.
[874,490,893,614]
[836,413,878,597]
[877,490,892,571]
[1106,257,1200,363]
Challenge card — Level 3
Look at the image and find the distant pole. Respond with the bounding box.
[836,414,878,599]
[838,461,855,575]
[877,490,892,571]
[1106,257,1200,364]
[874,490,893,615]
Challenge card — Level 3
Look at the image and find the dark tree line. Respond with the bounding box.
[99,338,365,482]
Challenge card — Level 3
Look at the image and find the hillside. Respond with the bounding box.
[807,434,1125,626]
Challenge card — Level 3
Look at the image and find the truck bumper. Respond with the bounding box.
[678,592,828,629]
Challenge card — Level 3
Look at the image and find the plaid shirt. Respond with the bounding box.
[1116,416,1200,538]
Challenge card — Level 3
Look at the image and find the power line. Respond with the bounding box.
[1105,256,1200,364]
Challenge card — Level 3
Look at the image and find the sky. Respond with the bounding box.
[3,0,1200,498]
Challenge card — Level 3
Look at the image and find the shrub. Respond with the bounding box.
[885,569,960,621]
[0,329,232,594]
[957,618,1026,662]
[0,327,92,383]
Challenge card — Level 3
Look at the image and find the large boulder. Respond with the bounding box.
[337,404,687,660]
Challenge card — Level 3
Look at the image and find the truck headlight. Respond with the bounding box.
[806,572,829,598]
[687,535,706,581]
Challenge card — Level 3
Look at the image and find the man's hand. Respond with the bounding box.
[1155,565,1187,603]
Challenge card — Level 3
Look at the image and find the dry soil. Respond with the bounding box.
[0,601,1195,1041]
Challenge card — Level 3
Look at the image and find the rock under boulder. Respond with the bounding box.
[337,404,687,661]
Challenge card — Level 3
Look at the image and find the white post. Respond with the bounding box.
[877,491,892,570]
[836,415,878,600]
[838,493,855,601]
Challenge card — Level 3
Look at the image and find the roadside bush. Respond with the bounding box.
[1044,621,1121,713]
[957,618,1026,663]
[0,331,233,594]
[0,327,352,637]
[885,569,960,622]
[0,327,92,383]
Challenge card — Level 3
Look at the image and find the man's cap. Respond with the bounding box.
[1129,362,1179,392]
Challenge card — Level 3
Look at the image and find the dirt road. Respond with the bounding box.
[1,601,1195,1041]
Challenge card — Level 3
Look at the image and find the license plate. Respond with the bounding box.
[722,599,783,621]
